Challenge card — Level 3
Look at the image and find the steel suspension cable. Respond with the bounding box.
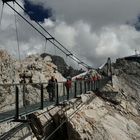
[13,2,21,63]
[0,2,4,27]
[14,1,91,69]
[14,3,86,68]
[5,1,91,69]
[5,2,67,55]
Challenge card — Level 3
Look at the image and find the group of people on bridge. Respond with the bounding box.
[46,73,101,102]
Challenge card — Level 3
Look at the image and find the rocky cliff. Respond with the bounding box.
[0,51,140,140]
[0,50,66,139]
[64,57,140,140]
[40,53,85,78]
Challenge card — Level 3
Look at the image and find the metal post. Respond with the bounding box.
[67,89,69,100]
[74,81,77,98]
[40,84,44,109]
[94,81,96,91]
[23,85,25,107]
[91,81,93,91]
[89,80,91,91]
[15,85,19,120]
[98,80,100,90]
[96,80,99,91]
[87,80,90,91]
[56,84,59,105]
[63,83,65,96]
[91,81,94,91]
[80,81,82,94]
[84,80,87,93]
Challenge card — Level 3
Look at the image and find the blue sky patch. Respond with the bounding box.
[23,0,53,22]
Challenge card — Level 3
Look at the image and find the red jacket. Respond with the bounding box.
[92,76,97,81]
[65,80,72,89]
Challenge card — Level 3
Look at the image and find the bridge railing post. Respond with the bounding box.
[84,80,87,93]
[94,81,96,91]
[56,83,59,105]
[89,80,91,91]
[63,82,65,96]
[91,80,94,91]
[98,79,100,90]
[74,81,77,98]
[40,84,44,109]
[80,81,82,94]
[87,80,89,91]
[96,80,99,91]
[15,85,19,120]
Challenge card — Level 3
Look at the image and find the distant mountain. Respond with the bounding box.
[40,53,85,78]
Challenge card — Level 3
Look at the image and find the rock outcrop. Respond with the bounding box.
[0,50,66,139]
[64,57,140,140]
[0,51,140,140]
[40,53,85,78]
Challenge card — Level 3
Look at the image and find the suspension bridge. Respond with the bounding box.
[0,0,112,130]
[0,77,111,123]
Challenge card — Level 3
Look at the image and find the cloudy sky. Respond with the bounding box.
[0,0,140,68]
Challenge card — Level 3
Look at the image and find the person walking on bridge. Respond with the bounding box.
[47,76,57,101]
[65,78,72,100]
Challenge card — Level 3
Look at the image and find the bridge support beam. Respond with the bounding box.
[40,84,44,109]
[15,85,19,120]
[74,81,77,98]
[14,86,29,123]
[56,84,59,105]
[80,81,82,95]
[84,81,87,93]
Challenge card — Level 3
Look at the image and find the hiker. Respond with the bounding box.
[65,78,72,100]
[47,76,57,101]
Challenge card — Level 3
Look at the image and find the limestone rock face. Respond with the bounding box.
[113,59,140,116]
[0,50,66,138]
[66,95,140,140]
[0,50,17,84]
[0,51,140,140]
[65,58,140,140]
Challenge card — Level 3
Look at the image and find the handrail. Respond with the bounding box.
[0,77,110,123]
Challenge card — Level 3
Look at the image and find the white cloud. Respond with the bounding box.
[29,0,140,29]
[0,0,140,69]
[53,21,77,48]
[43,19,54,28]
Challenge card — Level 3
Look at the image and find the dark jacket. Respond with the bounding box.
[47,78,57,92]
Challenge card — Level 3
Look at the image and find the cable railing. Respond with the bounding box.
[0,77,110,123]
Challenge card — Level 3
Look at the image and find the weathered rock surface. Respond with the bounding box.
[0,51,140,140]
[0,50,66,139]
[64,58,140,140]
[66,94,140,140]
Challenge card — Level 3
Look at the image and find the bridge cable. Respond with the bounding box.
[5,1,92,69]
[1,2,87,70]
[13,2,29,111]
[0,2,4,28]
[14,1,92,69]
[7,2,89,69]
[15,1,74,54]
[6,2,71,59]
[13,2,21,64]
